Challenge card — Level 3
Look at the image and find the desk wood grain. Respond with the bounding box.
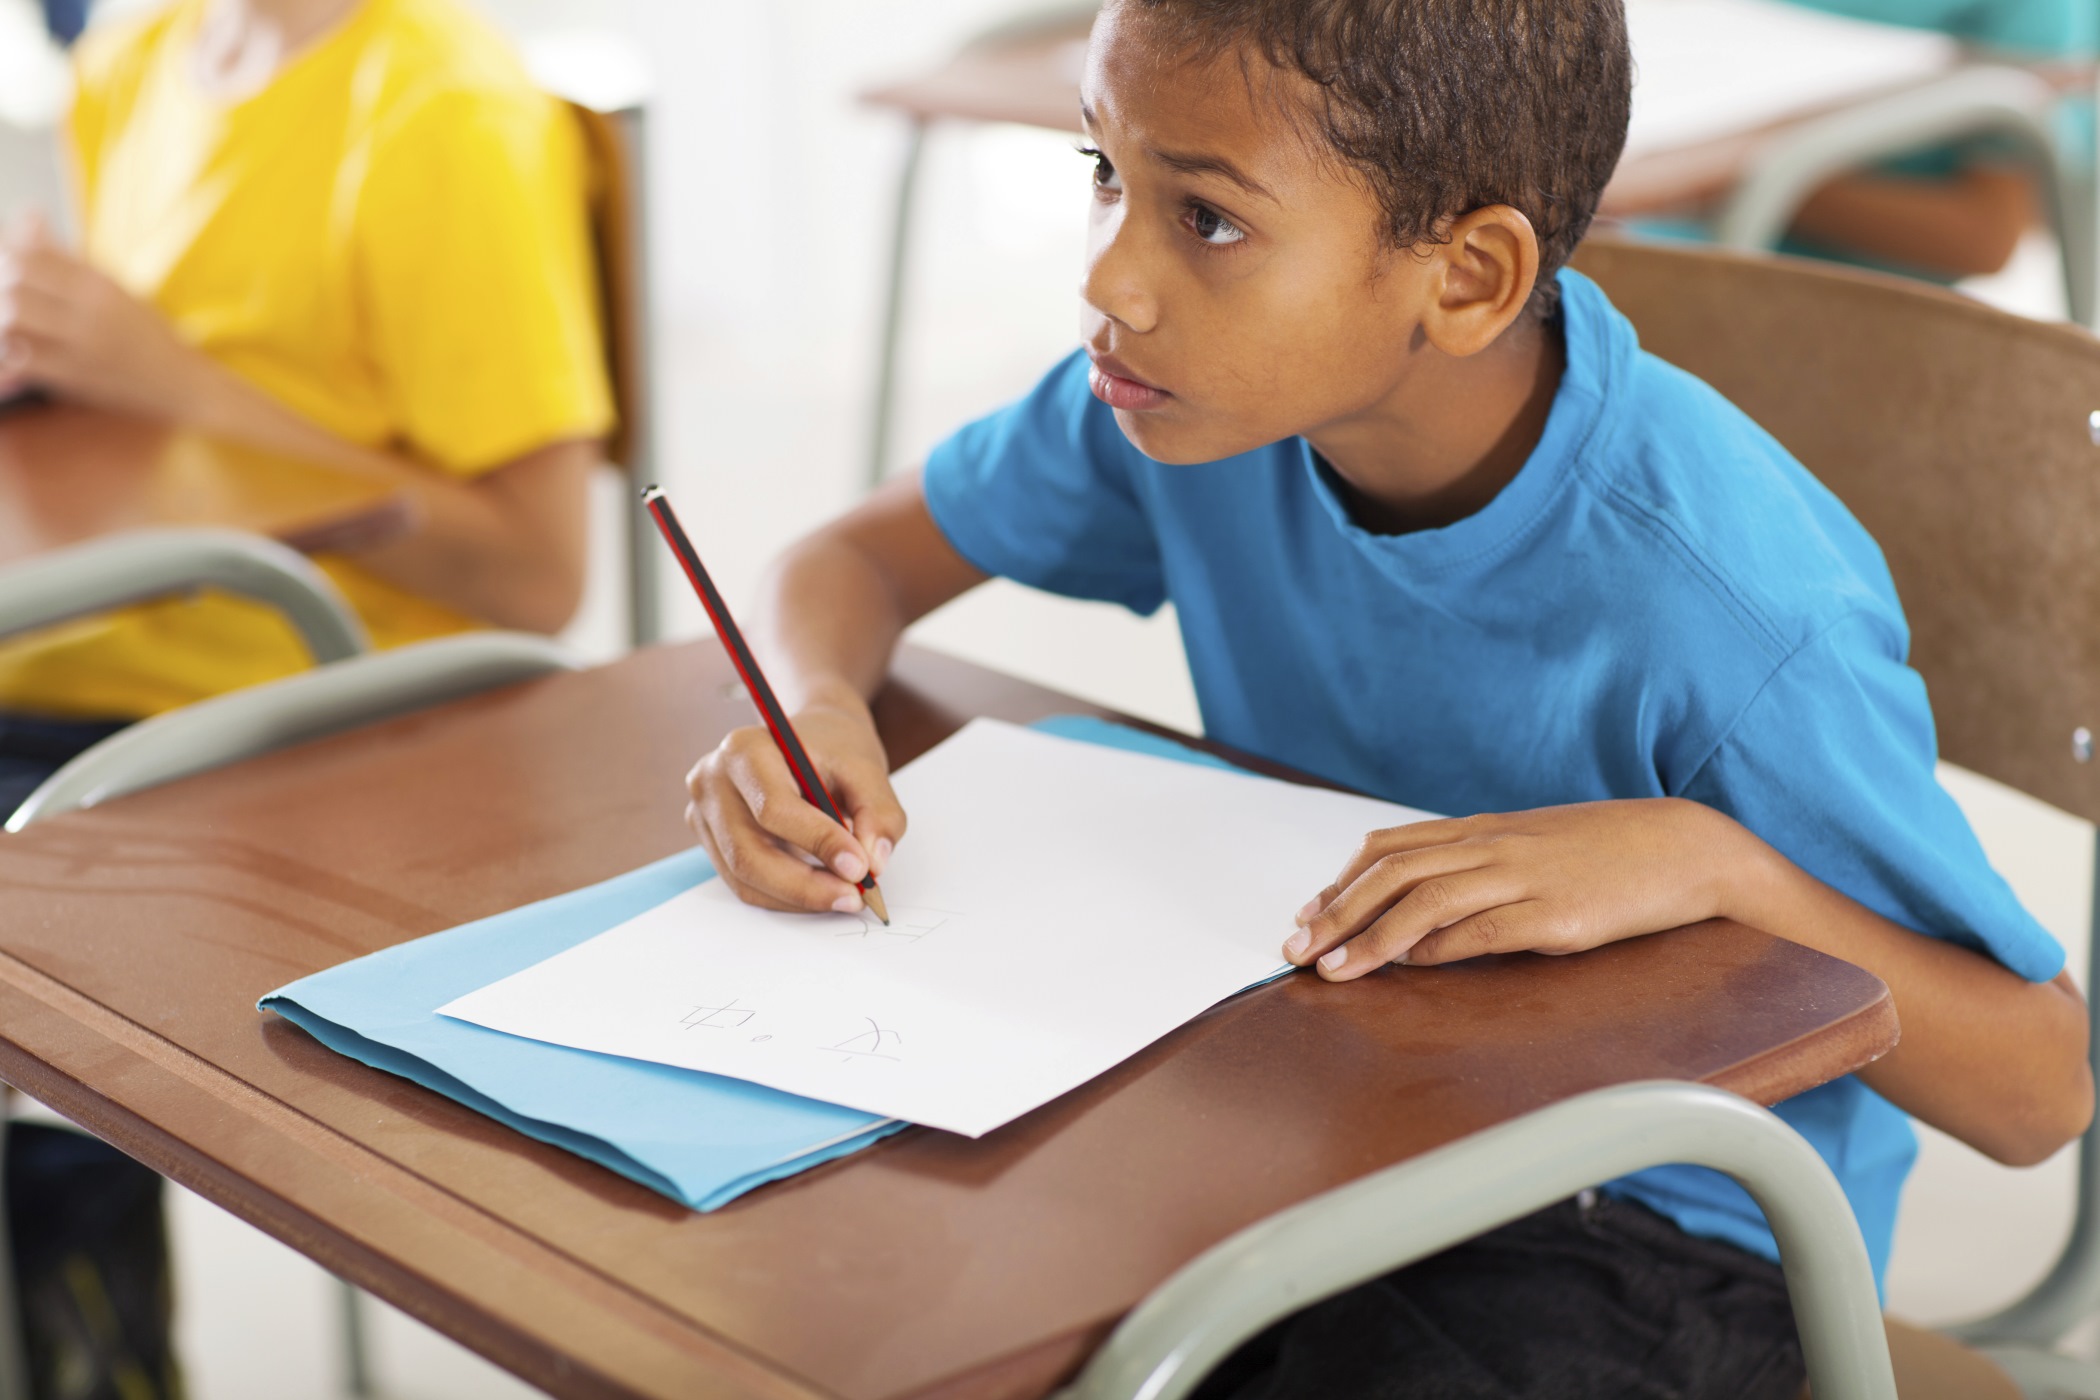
[0,642,1896,1400]
[0,403,411,568]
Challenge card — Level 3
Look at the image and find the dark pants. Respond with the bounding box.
[1192,1194,1805,1400]
[1,714,174,1400]
[0,714,127,827]
[39,0,89,45]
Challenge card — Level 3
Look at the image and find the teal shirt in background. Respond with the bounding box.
[1638,0,2096,279]
[1790,0,2094,55]
[919,270,2064,1289]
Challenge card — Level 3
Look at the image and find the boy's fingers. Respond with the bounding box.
[1304,868,1520,977]
[1287,845,1489,963]
[1328,816,1486,892]
[835,766,908,876]
[1401,901,1555,967]
[694,787,863,913]
[720,731,871,882]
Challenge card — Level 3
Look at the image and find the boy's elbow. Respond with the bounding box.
[1982,980,2093,1168]
[503,562,585,636]
[1990,1061,2094,1169]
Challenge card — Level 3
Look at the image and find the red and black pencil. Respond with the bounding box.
[642,485,891,924]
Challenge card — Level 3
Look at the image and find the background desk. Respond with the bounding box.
[0,642,1896,1400]
[0,402,412,568]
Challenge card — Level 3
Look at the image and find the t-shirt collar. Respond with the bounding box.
[1298,268,1624,581]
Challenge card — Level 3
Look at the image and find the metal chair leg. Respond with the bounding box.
[339,1278,375,1399]
[867,117,928,490]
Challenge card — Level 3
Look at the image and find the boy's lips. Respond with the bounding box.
[1087,353,1172,411]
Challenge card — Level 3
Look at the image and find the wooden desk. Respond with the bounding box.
[0,402,412,568]
[0,642,1897,1400]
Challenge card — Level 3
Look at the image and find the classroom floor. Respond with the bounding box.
[1,0,2094,1389]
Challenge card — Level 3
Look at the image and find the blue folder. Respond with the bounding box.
[261,715,1240,1210]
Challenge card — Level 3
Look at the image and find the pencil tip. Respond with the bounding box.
[864,884,891,926]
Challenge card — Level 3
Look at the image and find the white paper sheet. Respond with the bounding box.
[1624,0,1958,159]
[439,719,1437,1137]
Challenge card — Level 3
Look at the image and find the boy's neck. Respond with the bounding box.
[1310,314,1565,537]
[194,0,361,94]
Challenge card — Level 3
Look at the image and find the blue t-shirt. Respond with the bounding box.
[920,268,2064,1287]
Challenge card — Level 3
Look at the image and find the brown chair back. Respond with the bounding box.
[567,100,645,473]
[1570,237,2100,825]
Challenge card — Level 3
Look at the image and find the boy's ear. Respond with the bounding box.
[1417,206,1542,358]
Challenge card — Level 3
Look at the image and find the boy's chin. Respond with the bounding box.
[1110,408,1270,466]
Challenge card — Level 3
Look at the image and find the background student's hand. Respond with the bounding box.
[686,700,908,914]
[0,213,207,419]
[1284,798,1741,980]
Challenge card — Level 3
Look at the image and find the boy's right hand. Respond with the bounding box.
[685,704,907,914]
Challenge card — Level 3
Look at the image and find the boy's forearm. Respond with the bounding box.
[755,472,990,728]
[757,535,911,725]
[1713,816,2093,1166]
[185,356,596,632]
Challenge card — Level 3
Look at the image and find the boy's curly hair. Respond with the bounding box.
[1127,0,1631,316]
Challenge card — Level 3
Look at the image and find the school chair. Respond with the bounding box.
[1,628,583,1400]
[568,98,663,650]
[7,629,579,830]
[510,21,663,651]
[1061,1081,1899,1399]
[1708,63,2096,323]
[1572,235,2100,1396]
[0,526,367,664]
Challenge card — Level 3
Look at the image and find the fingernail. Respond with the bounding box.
[1318,947,1347,973]
[832,892,863,914]
[1284,929,1310,960]
[833,850,867,882]
[1295,896,1321,926]
[873,837,893,873]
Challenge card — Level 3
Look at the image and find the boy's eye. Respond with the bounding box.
[1188,204,1246,246]
[1079,145,1120,192]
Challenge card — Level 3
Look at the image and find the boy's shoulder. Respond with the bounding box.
[1564,272,1907,668]
[355,0,557,131]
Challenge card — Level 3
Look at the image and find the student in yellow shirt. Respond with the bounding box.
[0,2,610,1392]
[0,0,613,817]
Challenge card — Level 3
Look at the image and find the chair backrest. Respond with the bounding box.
[1570,237,2100,827]
[7,632,581,831]
[0,527,366,662]
[566,99,662,648]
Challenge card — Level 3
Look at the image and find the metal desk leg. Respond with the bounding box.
[867,117,928,490]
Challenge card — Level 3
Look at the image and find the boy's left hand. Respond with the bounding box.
[1283,798,1740,980]
[0,214,204,420]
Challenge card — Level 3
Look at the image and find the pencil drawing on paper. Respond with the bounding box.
[680,998,756,1030]
[824,1017,903,1061]
[833,906,959,944]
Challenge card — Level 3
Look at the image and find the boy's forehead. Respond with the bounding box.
[1081,4,1313,188]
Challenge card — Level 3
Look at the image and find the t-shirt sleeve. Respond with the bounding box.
[354,89,615,475]
[1681,609,2064,983]
[921,352,1167,614]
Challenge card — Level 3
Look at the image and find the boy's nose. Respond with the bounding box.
[1081,216,1160,335]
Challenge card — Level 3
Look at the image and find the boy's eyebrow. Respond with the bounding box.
[1150,147,1275,201]
[1079,101,1275,202]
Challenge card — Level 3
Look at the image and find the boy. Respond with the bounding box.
[0,2,608,1393]
[0,0,611,812]
[686,1,2092,1394]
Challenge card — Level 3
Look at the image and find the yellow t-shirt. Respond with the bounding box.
[0,0,613,719]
